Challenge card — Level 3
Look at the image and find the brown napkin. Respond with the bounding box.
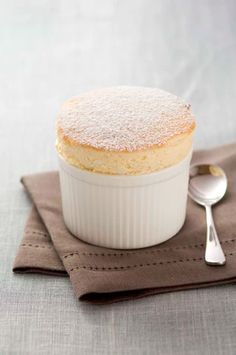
[13,143,236,304]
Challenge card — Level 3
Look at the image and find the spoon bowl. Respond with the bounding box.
[188,164,227,266]
[189,164,227,206]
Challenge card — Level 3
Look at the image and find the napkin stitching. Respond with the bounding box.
[63,238,235,259]
[25,230,49,238]
[69,252,235,272]
[20,238,236,259]
[69,258,203,271]
[21,243,53,249]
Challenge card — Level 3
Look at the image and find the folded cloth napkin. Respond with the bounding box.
[13,143,236,304]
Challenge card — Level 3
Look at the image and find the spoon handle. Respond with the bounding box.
[205,205,226,265]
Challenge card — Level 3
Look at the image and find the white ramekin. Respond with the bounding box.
[58,150,192,249]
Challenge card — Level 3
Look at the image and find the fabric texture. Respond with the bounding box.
[13,143,236,304]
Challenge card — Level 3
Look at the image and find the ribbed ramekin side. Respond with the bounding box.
[58,153,191,249]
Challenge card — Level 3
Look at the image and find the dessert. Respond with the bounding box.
[56,86,196,249]
[56,86,195,175]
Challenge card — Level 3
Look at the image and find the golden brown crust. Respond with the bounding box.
[56,86,195,153]
[56,86,196,175]
[57,122,195,153]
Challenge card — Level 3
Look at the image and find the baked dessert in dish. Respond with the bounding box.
[56,86,196,248]
[56,86,195,175]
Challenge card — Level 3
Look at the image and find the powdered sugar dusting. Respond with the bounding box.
[57,86,195,151]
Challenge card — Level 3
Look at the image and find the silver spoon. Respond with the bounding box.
[188,164,227,266]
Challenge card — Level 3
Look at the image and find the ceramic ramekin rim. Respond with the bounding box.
[57,149,192,187]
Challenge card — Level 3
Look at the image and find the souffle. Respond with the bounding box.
[56,86,195,175]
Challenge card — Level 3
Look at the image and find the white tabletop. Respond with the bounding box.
[1,0,236,354]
